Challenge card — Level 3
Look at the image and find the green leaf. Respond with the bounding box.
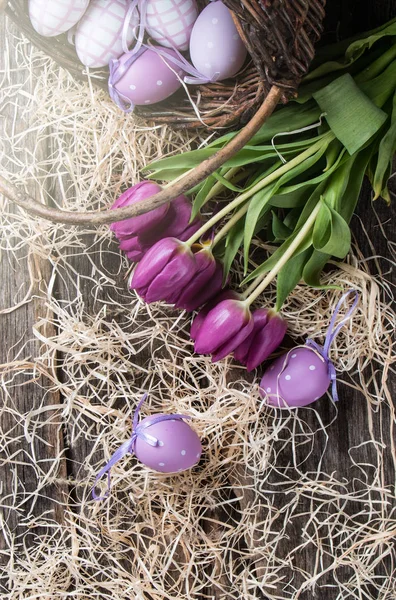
[313,73,388,154]
[272,211,293,241]
[243,185,275,270]
[191,175,216,218]
[243,141,329,270]
[359,58,396,108]
[312,198,351,259]
[211,170,245,192]
[302,250,334,288]
[305,18,396,80]
[337,144,375,223]
[242,223,315,286]
[276,248,312,310]
[223,218,245,281]
[373,92,396,201]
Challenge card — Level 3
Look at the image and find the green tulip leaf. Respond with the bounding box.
[313,73,387,154]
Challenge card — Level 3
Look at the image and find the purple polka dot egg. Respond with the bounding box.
[189,1,247,82]
[146,0,199,51]
[134,415,202,473]
[110,47,184,107]
[259,346,331,408]
[75,0,140,68]
[29,0,89,37]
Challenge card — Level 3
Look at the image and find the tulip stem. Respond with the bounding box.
[243,201,322,305]
[186,132,334,247]
[213,204,249,246]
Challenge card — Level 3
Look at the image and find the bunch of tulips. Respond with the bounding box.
[111,181,287,371]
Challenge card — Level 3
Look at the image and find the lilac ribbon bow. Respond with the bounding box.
[92,394,190,501]
[306,289,359,402]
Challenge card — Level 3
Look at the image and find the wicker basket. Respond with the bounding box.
[5,0,326,130]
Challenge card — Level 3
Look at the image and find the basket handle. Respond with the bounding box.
[0,86,282,225]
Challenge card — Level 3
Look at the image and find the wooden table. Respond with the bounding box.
[1,1,395,598]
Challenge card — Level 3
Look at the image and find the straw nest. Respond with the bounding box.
[1,25,395,600]
[5,0,326,129]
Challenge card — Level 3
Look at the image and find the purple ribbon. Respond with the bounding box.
[306,289,359,402]
[92,393,190,501]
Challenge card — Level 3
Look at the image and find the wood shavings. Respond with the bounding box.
[0,27,395,600]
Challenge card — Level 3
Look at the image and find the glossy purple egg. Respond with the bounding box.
[134,415,202,473]
[113,48,184,106]
[259,346,331,408]
[189,1,247,81]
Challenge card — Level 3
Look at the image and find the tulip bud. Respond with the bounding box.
[158,195,201,241]
[194,299,254,362]
[131,237,197,304]
[175,248,224,311]
[110,181,169,239]
[234,309,287,371]
[190,289,241,341]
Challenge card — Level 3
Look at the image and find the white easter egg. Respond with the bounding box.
[146,0,198,51]
[189,1,247,81]
[75,0,140,68]
[29,0,89,37]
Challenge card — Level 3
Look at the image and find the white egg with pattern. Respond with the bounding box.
[29,0,90,37]
[146,0,199,51]
[75,0,140,68]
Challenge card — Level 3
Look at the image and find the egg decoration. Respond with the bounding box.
[109,47,184,108]
[259,346,331,408]
[134,414,202,473]
[75,0,140,68]
[145,0,199,51]
[189,1,247,82]
[29,0,89,37]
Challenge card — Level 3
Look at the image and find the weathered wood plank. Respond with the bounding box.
[0,15,68,595]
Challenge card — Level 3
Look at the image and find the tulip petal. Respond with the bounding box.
[145,248,196,303]
[194,300,251,355]
[175,250,218,311]
[234,308,269,364]
[190,290,241,341]
[246,313,287,371]
[110,181,169,237]
[131,237,181,297]
[180,261,224,312]
[211,318,254,362]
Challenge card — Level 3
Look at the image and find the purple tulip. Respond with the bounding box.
[118,236,145,262]
[157,194,201,241]
[174,249,224,312]
[234,309,287,371]
[110,181,169,238]
[194,299,254,362]
[130,237,197,304]
[190,289,241,341]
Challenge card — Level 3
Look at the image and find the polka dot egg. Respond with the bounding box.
[110,48,184,107]
[134,415,202,473]
[189,1,247,82]
[146,0,199,51]
[259,346,331,408]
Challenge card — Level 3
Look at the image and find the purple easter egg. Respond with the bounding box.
[189,1,247,82]
[259,346,331,408]
[134,415,202,473]
[146,0,199,51]
[112,48,184,106]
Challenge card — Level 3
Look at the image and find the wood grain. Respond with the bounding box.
[0,15,68,595]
